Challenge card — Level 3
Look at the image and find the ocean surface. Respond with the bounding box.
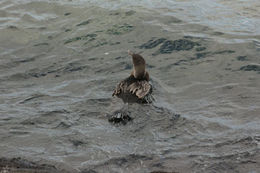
[0,0,260,172]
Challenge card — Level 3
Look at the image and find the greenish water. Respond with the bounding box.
[0,0,259,172]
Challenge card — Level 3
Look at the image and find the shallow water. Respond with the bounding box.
[0,0,260,172]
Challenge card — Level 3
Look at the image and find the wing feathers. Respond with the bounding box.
[112,76,152,101]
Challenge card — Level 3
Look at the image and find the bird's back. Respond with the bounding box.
[112,75,153,103]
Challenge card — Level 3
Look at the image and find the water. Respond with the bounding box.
[70,0,260,36]
[0,0,259,172]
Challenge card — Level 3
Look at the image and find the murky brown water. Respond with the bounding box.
[0,0,260,172]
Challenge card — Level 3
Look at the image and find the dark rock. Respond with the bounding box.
[139,38,166,49]
[107,110,132,125]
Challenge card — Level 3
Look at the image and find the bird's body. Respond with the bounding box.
[112,51,153,103]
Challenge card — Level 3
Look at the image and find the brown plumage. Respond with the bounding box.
[112,51,153,103]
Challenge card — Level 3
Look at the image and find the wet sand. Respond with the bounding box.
[0,0,260,172]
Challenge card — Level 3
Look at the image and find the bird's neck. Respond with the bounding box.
[132,65,145,79]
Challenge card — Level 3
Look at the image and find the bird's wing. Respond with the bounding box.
[112,81,125,96]
[128,81,151,99]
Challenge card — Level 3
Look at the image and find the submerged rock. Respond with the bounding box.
[107,110,132,125]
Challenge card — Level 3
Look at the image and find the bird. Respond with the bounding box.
[112,50,153,104]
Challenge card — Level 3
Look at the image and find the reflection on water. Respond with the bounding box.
[0,0,259,172]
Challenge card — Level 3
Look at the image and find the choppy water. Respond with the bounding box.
[0,0,260,172]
